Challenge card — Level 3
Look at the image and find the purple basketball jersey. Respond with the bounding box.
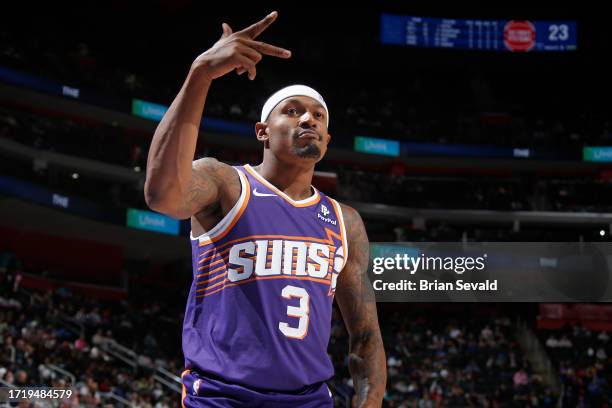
[183,164,348,392]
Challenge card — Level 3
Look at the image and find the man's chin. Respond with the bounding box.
[292,145,322,160]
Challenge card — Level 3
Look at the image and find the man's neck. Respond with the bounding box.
[253,158,315,201]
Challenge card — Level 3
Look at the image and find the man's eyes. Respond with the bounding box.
[286,108,325,119]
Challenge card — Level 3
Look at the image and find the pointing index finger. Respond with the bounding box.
[239,11,278,39]
[238,38,291,58]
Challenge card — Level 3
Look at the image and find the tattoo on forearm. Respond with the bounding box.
[337,205,387,407]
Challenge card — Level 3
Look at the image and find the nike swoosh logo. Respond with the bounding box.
[253,188,277,197]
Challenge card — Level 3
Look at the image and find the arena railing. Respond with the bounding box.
[98,391,132,407]
[100,340,138,369]
[99,338,183,395]
[45,364,76,386]
[153,366,182,394]
[516,319,561,393]
[0,378,15,389]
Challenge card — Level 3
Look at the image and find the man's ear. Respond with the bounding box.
[255,122,269,142]
[325,132,332,145]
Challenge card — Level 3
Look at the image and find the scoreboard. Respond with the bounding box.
[381,14,577,52]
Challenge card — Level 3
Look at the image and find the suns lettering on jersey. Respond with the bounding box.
[227,239,334,282]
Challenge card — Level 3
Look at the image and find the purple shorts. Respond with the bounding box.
[181,370,334,408]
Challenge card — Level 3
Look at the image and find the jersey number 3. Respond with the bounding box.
[278,285,310,339]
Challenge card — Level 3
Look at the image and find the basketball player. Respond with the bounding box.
[144,11,386,408]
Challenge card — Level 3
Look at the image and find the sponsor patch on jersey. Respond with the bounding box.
[317,204,337,225]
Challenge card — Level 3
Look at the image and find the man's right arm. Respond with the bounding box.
[144,66,222,220]
[144,11,291,219]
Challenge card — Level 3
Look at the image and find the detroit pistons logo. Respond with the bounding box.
[504,20,536,52]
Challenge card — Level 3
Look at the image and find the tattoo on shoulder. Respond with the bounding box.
[183,158,240,215]
[342,205,368,256]
[339,204,376,304]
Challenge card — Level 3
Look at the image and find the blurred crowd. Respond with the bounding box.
[330,311,559,407]
[542,325,611,407]
[0,252,184,407]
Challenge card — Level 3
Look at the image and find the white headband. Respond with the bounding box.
[260,85,329,126]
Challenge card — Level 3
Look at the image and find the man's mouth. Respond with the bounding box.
[297,130,320,140]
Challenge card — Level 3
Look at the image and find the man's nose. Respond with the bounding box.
[298,112,317,128]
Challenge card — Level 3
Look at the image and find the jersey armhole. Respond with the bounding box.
[329,198,349,270]
[190,167,250,243]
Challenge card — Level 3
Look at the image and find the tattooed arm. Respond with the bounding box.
[335,204,387,407]
[143,60,238,220]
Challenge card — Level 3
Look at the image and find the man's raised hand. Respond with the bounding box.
[193,11,291,81]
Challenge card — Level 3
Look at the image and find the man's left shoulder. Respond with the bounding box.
[335,202,363,233]
[332,201,367,245]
